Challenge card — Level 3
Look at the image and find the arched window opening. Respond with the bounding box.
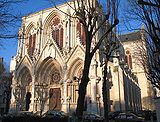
[125,50,132,69]
[60,28,63,47]
[51,17,63,49]
[28,33,36,56]
[77,22,81,36]
[28,35,32,54]
[77,21,86,45]
[55,29,59,43]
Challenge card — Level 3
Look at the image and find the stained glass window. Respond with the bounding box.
[51,68,61,84]
[77,21,86,45]
[28,34,36,56]
[125,50,132,69]
[51,17,63,49]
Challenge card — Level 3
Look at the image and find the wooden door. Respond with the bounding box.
[49,88,61,110]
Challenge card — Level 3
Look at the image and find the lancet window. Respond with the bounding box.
[77,21,86,45]
[51,17,63,49]
[28,33,36,56]
[125,50,132,69]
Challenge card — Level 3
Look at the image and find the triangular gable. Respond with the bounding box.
[16,55,32,76]
[66,45,85,65]
[36,39,64,68]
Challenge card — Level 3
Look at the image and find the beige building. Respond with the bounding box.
[9,2,142,115]
[120,31,155,110]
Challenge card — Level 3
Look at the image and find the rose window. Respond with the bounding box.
[51,69,61,84]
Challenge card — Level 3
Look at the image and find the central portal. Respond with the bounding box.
[49,88,61,110]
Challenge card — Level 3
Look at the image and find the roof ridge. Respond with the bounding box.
[119,30,141,36]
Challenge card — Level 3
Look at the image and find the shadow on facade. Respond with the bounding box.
[142,96,155,110]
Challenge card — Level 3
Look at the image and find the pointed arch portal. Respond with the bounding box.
[36,57,62,111]
[17,66,32,111]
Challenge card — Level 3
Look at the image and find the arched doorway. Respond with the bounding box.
[36,57,62,111]
[49,88,61,110]
[17,66,32,111]
[25,92,31,111]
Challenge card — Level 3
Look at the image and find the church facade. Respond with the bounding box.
[9,2,147,115]
[120,31,155,110]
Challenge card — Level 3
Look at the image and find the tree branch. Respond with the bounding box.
[138,0,160,8]
[91,18,119,57]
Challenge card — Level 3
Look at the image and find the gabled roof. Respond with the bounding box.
[119,31,141,42]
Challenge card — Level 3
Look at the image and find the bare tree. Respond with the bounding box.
[0,0,26,41]
[136,0,160,90]
[51,0,119,120]
[2,74,12,114]
[124,0,160,90]
[0,59,12,114]
[134,30,160,90]
[0,60,5,75]
[101,37,119,122]
[138,0,160,8]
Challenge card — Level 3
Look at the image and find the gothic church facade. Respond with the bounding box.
[9,2,147,115]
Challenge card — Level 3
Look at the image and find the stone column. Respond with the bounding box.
[70,18,74,48]
[89,54,99,114]
[37,17,42,54]
[29,74,35,112]
[10,86,17,112]
[61,63,68,113]
[9,73,20,112]
[21,18,25,57]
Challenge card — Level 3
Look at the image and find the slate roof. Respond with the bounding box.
[119,31,142,42]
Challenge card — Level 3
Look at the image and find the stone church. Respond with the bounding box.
[9,1,153,116]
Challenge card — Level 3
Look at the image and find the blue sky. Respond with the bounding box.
[0,0,52,70]
[0,0,140,71]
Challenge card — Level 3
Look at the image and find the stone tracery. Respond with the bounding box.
[9,4,146,115]
[51,68,61,84]
[50,16,64,49]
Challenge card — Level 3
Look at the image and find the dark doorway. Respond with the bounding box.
[25,92,31,111]
[49,88,61,110]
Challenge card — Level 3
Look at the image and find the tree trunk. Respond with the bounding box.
[76,54,92,121]
[76,75,89,120]
[102,62,109,122]
[5,92,10,114]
